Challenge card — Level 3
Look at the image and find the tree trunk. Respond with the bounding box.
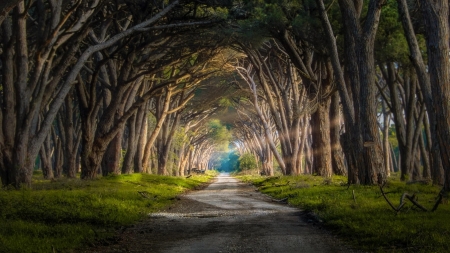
[330,92,347,175]
[142,89,173,172]
[62,92,79,178]
[102,132,123,176]
[122,114,137,174]
[54,139,64,178]
[39,134,54,180]
[381,100,391,177]
[134,107,148,173]
[157,111,181,175]
[311,97,332,177]
[419,132,431,180]
[397,0,443,185]
[357,35,385,184]
[420,0,450,190]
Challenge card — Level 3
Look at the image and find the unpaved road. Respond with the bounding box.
[82,174,358,253]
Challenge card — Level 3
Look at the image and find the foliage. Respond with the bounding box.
[375,0,427,64]
[237,153,258,171]
[0,172,215,253]
[208,119,232,151]
[375,0,409,64]
[239,175,450,253]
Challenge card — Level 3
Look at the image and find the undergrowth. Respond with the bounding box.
[0,171,216,253]
[238,174,450,253]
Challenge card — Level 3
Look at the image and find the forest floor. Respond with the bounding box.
[78,173,359,253]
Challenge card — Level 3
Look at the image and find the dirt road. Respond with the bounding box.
[83,174,357,253]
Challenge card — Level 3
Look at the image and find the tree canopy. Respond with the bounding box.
[0,0,449,195]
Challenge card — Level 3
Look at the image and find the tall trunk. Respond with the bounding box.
[8,2,33,187]
[298,116,309,174]
[419,132,431,180]
[397,0,443,185]
[305,133,313,175]
[54,138,63,178]
[390,143,398,172]
[337,0,364,184]
[1,17,15,186]
[316,0,362,184]
[311,97,332,177]
[142,89,173,172]
[266,146,274,176]
[385,63,410,180]
[357,31,385,184]
[62,92,78,178]
[330,92,347,175]
[134,107,148,173]
[149,146,157,174]
[157,112,181,175]
[40,134,54,180]
[420,0,450,190]
[381,100,391,177]
[177,143,187,177]
[122,114,137,174]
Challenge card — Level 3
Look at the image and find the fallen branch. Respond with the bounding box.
[380,183,445,213]
[404,194,428,211]
[431,189,444,212]
[380,185,400,213]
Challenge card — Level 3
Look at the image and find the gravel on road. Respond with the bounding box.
[80,173,360,253]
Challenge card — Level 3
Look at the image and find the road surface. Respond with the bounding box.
[83,173,358,253]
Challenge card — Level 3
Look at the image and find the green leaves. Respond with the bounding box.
[375,0,409,63]
[208,119,232,151]
[238,153,258,171]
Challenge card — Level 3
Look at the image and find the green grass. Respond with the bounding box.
[0,171,217,253]
[238,174,450,253]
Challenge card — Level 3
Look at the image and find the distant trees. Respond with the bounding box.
[234,41,316,176]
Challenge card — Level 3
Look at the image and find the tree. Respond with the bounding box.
[395,0,443,184]
[1,0,167,186]
[316,0,387,184]
[419,0,450,191]
[238,153,258,171]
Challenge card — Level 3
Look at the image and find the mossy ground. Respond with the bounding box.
[238,174,450,253]
[0,171,216,253]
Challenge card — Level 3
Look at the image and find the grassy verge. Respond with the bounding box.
[0,171,217,253]
[238,174,450,253]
